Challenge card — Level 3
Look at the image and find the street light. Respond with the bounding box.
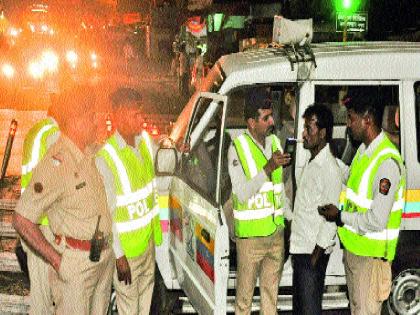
[334,0,362,42]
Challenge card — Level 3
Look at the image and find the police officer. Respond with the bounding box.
[20,99,60,315]
[96,87,162,315]
[319,87,405,315]
[13,85,114,315]
[228,87,291,315]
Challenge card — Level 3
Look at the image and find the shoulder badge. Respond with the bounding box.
[34,182,43,193]
[379,178,391,195]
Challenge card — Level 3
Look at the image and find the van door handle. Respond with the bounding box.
[201,228,210,243]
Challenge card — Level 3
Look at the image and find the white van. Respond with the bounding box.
[153,42,420,315]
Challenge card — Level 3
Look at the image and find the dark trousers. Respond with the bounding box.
[292,253,330,315]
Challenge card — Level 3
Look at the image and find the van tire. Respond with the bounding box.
[151,268,182,315]
[382,268,420,315]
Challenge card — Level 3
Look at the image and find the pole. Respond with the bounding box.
[343,15,348,42]
[0,119,18,181]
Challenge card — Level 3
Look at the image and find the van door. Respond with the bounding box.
[169,92,230,315]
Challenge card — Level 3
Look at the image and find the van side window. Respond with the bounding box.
[414,82,420,162]
[180,100,224,202]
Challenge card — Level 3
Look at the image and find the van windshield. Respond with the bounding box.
[169,63,225,145]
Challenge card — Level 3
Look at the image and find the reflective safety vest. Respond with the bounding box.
[98,131,162,259]
[232,133,285,238]
[21,118,59,226]
[338,135,405,261]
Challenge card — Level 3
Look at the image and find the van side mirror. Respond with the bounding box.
[155,147,178,176]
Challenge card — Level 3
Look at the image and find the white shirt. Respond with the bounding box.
[290,144,343,254]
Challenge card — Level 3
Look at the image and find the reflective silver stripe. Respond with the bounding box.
[103,143,132,195]
[115,205,159,233]
[21,124,55,175]
[273,183,284,194]
[346,189,404,213]
[116,181,154,207]
[346,187,372,209]
[233,207,274,220]
[392,198,405,212]
[343,224,400,241]
[237,135,258,178]
[274,208,284,217]
[21,188,25,193]
[358,148,401,198]
[259,181,274,193]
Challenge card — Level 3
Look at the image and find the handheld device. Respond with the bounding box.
[89,215,104,262]
[284,138,298,155]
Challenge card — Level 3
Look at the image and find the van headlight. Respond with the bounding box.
[1,64,15,79]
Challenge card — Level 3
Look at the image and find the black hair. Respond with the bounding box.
[343,86,384,129]
[302,104,334,143]
[244,88,272,120]
[110,87,142,110]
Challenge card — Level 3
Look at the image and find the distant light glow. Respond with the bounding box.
[41,50,59,73]
[2,64,15,79]
[28,62,44,79]
[66,50,78,65]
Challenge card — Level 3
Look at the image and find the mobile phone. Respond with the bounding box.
[284,138,297,155]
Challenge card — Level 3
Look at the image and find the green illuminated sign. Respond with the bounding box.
[334,0,361,15]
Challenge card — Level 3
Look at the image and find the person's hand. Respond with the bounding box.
[310,245,325,268]
[116,256,132,285]
[264,151,291,176]
[318,204,341,225]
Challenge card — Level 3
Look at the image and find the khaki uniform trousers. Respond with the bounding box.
[344,250,392,315]
[26,225,55,315]
[235,228,285,315]
[49,244,114,315]
[113,238,155,315]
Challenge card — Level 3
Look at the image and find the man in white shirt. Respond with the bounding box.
[290,104,343,315]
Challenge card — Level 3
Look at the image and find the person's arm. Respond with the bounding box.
[13,214,61,271]
[95,157,124,257]
[13,156,64,271]
[95,156,131,285]
[314,161,341,250]
[341,159,401,233]
[228,144,267,203]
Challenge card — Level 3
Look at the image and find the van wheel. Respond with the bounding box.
[383,269,420,315]
[151,269,182,315]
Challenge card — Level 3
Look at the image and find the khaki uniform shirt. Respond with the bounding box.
[16,135,112,240]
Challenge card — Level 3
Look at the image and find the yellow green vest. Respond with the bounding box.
[98,131,162,259]
[21,118,59,226]
[338,134,405,261]
[232,133,285,238]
